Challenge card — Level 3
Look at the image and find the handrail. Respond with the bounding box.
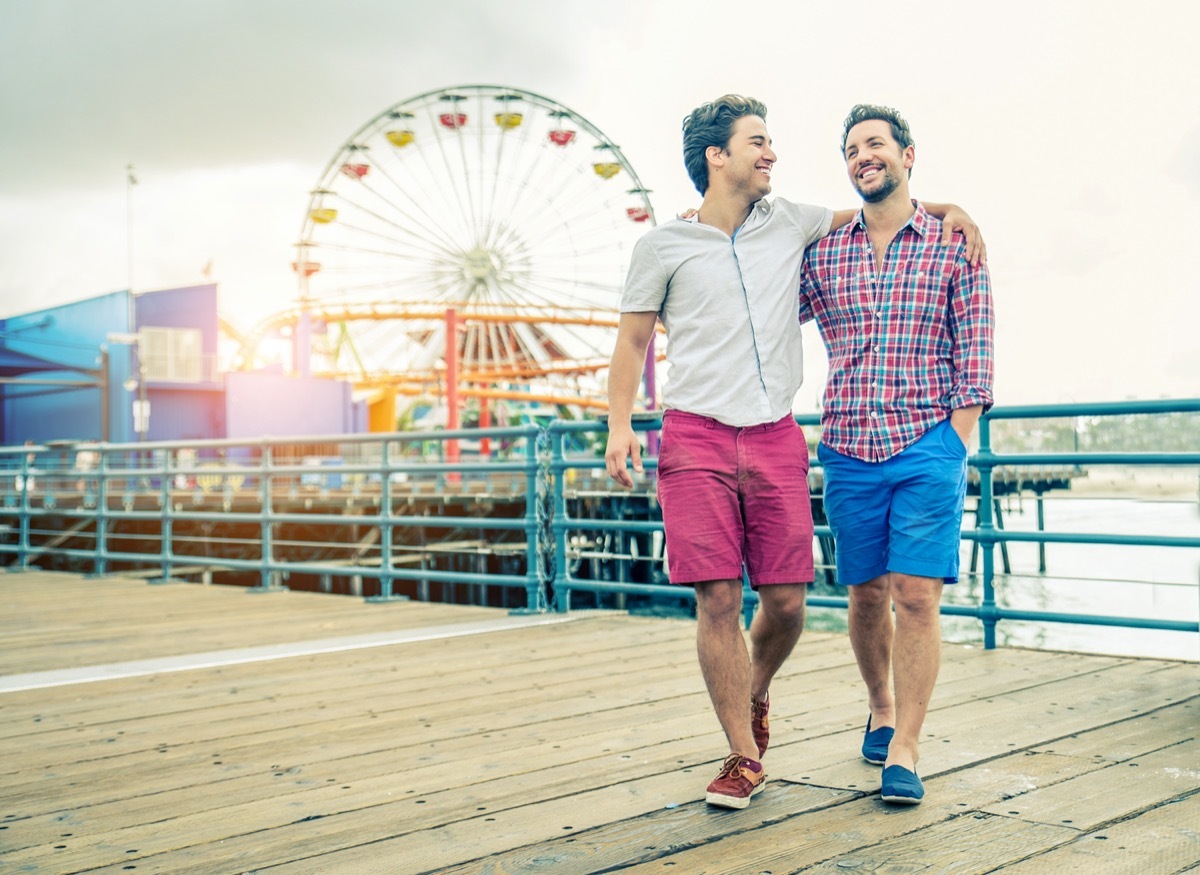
[0,425,548,612]
[545,400,1199,649]
[1,399,1196,652]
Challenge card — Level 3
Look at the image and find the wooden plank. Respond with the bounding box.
[977,739,1200,828]
[986,792,1200,874]
[775,660,1197,792]
[0,573,509,672]
[800,810,1077,874]
[1028,697,1200,762]
[1,574,1195,875]
[460,750,1106,875]
[38,771,853,874]
[16,672,1190,864]
[0,621,711,763]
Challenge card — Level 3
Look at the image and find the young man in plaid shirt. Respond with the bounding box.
[799,104,995,805]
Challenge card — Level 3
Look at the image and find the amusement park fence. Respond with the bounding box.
[1,399,1198,652]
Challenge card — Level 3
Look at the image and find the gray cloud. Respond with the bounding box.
[0,0,588,192]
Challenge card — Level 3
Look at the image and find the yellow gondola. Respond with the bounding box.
[386,130,415,147]
[309,207,338,224]
[592,162,621,179]
[494,112,523,129]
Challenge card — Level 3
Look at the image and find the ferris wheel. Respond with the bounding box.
[259,84,658,414]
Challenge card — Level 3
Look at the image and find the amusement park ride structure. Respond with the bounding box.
[236,85,664,430]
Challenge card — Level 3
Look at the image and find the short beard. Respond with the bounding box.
[856,171,900,204]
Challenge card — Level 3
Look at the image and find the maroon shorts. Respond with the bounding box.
[656,410,814,587]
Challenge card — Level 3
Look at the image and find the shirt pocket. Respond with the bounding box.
[829,268,877,323]
[895,266,951,333]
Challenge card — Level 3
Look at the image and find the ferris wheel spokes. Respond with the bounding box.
[288,84,657,409]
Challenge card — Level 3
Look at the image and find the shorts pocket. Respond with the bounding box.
[941,420,968,456]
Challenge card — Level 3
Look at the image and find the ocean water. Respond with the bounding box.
[945,494,1200,661]
[811,492,1200,662]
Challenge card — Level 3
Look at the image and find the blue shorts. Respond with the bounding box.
[817,420,968,586]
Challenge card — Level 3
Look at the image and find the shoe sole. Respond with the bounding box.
[706,778,767,809]
[863,753,887,765]
[880,792,923,805]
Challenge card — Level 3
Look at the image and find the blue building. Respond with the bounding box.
[0,284,364,445]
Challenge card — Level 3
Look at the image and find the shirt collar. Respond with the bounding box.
[851,199,928,237]
[678,197,771,226]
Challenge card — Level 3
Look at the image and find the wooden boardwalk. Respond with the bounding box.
[0,572,1196,875]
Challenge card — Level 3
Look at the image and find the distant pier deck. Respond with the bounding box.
[1,571,1196,874]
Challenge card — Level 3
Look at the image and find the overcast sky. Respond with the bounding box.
[0,0,1196,408]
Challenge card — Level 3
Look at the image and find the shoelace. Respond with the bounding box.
[716,753,745,779]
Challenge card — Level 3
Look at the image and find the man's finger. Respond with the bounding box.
[605,446,634,487]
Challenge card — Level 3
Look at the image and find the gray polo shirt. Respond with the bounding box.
[620,197,833,427]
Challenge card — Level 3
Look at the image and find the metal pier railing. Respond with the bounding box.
[2,399,1197,651]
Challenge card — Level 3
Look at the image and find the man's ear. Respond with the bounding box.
[706,144,725,172]
[903,144,915,172]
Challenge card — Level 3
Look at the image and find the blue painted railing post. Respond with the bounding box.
[550,424,571,613]
[13,449,32,572]
[513,425,545,614]
[249,443,284,593]
[152,447,178,584]
[91,448,110,577]
[379,440,395,600]
[976,417,999,649]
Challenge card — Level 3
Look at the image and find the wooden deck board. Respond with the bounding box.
[0,571,1196,874]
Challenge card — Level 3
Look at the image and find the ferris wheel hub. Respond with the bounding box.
[463,246,502,285]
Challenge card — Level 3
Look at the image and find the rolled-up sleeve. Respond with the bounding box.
[798,254,818,325]
[947,255,995,411]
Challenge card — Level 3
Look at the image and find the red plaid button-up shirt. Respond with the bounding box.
[799,203,994,462]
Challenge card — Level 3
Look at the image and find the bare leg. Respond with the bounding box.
[885,572,943,771]
[848,573,896,728]
[695,578,758,758]
[749,583,807,701]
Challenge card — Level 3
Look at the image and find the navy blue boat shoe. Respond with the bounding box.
[880,765,924,804]
[862,715,894,765]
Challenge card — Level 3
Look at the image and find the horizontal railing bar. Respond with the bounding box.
[960,530,1200,548]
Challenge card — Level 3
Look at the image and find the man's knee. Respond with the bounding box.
[890,573,942,617]
[695,579,744,621]
[848,574,891,611]
[758,584,807,625]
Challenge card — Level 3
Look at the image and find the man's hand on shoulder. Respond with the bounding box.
[940,205,987,267]
[604,424,644,488]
